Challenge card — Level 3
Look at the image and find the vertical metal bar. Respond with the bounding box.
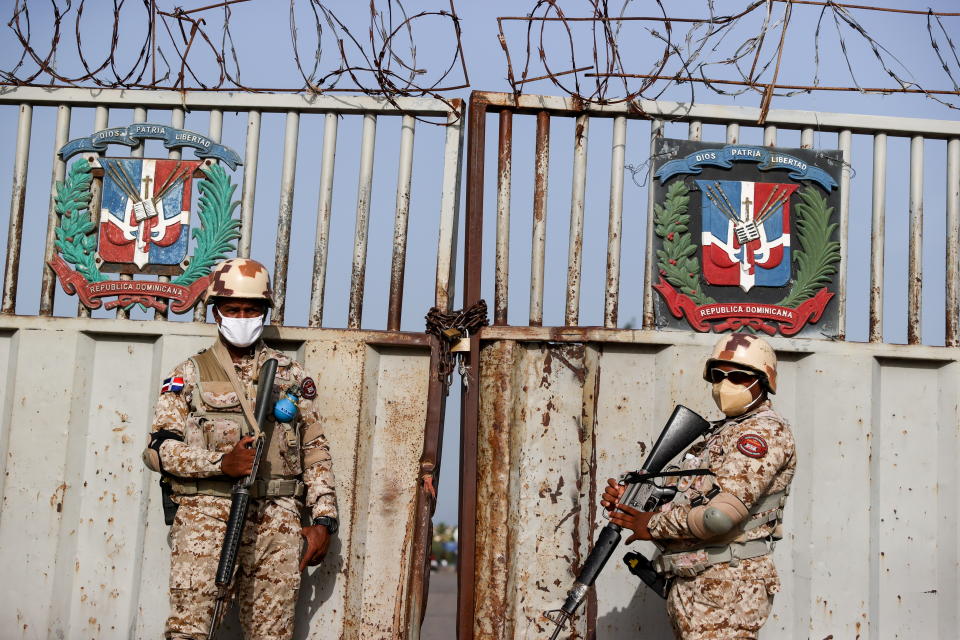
[642,119,664,329]
[2,104,32,314]
[270,110,299,326]
[530,111,550,327]
[155,106,184,322]
[687,120,702,142]
[39,105,71,316]
[347,113,377,330]
[193,108,223,323]
[837,129,852,340]
[869,133,887,343]
[604,116,627,328]
[78,106,109,319]
[726,123,740,144]
[947,138,960,346]
[800,128,814,149]
[115,105,148,320]
[435,102,464,314]
[387,115,416,331]
[238,110,261,259]
[763,125,777,146]
[459,94,487,640]
[565,114,589,326]
[308,113,339,328]
[907,135,924,344]
[494,110,513,326]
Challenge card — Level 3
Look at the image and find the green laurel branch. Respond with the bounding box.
[776,186,840,308]
[54,159,106,283]
[171,164,241,286]
[654,180,716,306]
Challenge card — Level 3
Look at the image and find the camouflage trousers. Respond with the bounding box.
[666,555,779,640]
[165,495,303,640]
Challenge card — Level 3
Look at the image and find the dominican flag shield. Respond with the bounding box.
[98,158,201,269]
[696,180,799,292]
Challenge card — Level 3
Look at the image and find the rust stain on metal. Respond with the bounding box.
[474,341,515,638]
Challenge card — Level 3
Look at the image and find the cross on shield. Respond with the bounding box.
[696,180,798,292]
[97,158,200,270]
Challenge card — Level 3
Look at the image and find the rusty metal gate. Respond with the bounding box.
[458,91,960,639]
[0,87,463,639]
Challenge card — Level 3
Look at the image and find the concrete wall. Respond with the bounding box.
[0,317,434,640]
[472,327,960,639]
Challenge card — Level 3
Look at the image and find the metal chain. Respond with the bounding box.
[425,299,488,391]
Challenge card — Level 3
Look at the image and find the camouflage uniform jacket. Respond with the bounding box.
[148,340,337,520]
[648,400,794,549]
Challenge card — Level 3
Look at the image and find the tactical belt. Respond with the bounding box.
[655,538,774,578]
[171,477,305,499]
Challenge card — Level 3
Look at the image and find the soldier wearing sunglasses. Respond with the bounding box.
[601,334,795,639]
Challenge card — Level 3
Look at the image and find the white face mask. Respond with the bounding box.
[712,378,763,417]
[216,313,264,348]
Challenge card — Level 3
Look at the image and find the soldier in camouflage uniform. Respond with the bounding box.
[602,334,795,639]
[143,258,339,640]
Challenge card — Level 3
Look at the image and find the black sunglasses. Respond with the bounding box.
[707,368,758,385]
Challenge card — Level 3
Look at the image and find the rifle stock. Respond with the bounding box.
[208,357,278,639]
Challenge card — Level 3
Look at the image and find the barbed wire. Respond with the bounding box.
[497,1,960,121]
[0,0,468,113]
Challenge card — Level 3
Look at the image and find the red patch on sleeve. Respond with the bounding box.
[300,377,317,399]
[736,434,768,458]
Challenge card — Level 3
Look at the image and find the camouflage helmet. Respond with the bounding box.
[205,258,274,307]
[702,334,777,393]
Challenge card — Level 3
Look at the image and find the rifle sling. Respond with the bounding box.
[211,340,263,438]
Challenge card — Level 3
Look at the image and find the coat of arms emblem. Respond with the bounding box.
[49,124,243,312]
[651,140,842,337]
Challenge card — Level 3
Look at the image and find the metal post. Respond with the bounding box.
[308,113,339,328]
[2,104,32,314]
[565,114,589,326]
[726,123,740,144]
[387,115,416,331]
[869,133,887,343]
[947,138,960,347]
[459,93,487,640]
[239,110,261,259]
[494,110,513,326]
[435,102,464,314]
[348,114,377,330]
[530,111,550,327]
[837,129,852,340]
[604,116,627,328]
[642,119,664,329]
[271,110,300,326]
[688,120,702,142]
[764,125,777,146]
[908,135,923,344]
[40,105,71,316]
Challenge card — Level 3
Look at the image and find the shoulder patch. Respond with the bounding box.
[301,377,317,399]
[736,434,768,458]
[161,376,185,394]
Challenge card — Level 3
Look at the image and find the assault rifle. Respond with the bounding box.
[208,357,278,640]
[544,405,711,639]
